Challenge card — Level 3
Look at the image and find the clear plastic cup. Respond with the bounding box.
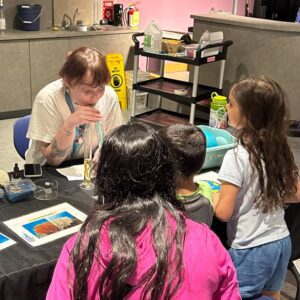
[33,179,58,200]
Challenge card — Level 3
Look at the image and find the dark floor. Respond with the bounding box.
[282,270,298,299]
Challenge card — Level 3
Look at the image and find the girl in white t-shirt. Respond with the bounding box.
[215,76,300,300]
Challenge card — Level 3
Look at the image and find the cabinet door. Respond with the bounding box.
[30,38,70,102]
[69,33,134,70]
[0,41,31,113]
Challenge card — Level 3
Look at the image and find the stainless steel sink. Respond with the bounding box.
[71,25,90,32]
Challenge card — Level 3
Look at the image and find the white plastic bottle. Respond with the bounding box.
[0,0,6,34]
[143,20,162,53]
[199,30,210,48]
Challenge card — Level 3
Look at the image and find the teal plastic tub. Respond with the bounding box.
[198,125,236,170]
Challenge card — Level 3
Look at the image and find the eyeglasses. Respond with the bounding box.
[72,84,105,97]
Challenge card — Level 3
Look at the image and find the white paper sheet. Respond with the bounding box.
[293,259,300,275]
[0,233,16,250]
[194,171,220,183]
[56,164,84,181]
[3,203,87,247]
[194,171,221,192]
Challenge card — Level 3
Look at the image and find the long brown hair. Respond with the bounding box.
[231,76,298,213]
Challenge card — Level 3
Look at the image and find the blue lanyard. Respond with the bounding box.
[64,90,104,156]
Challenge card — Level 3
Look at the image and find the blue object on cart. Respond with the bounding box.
[198,125,236,169]
[202,129,218,148]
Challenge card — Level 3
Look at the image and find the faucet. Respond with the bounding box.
[61,13,72,29]
[72,8,80,26]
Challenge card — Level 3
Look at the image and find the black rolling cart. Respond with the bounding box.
[130,32,233,126]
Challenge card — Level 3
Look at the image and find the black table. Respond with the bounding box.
[0,167,93,300]
[0,167,299,300]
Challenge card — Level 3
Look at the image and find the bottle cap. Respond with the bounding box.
[211,92,227,102]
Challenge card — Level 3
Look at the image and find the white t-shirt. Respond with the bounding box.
[218,144,289,249]
[25,79,123,165]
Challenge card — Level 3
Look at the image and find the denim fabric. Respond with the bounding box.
[229,236,291,298]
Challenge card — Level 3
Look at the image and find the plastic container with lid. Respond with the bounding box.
[33,179,58,200]
[197,125,236,169]
[143,20,162,53]
[4,179,36,203]
[209,92,228,129]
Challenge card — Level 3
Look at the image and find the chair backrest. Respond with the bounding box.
[13,115,31,159]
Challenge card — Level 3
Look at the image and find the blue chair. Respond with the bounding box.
[13,115,31,159]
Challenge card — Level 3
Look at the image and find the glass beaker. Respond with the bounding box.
[80,123,97,190]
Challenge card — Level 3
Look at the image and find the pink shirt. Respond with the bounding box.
[47,219,241,299]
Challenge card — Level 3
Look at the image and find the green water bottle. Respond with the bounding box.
[209,92,228,129]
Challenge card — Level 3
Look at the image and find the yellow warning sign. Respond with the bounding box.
[106,53,127,110]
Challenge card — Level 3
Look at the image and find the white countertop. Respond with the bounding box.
[191,12,300,33]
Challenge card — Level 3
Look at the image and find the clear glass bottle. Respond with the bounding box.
[0,0,6,34]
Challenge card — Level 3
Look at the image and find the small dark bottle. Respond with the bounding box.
[12,163,21,180]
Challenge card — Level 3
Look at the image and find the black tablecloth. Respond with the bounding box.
[0,167,93,300]
[0,167,299,300]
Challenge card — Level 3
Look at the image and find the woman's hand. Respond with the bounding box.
[40,107,101,166]
[63,106,102,131]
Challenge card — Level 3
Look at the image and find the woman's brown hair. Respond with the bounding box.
[231,76,299,213]
[59,46,111,87]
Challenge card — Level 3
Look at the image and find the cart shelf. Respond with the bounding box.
[133,77,220,105]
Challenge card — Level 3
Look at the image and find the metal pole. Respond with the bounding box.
[131,55,139,117]
[157,60,165,108]
[189,104,196,124]
[218,60,226,90]
[233,0,238,15]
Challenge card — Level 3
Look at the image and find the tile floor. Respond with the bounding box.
[0,116,299,299]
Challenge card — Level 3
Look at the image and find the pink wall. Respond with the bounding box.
[116,0,249,70]
[118,0,247,31]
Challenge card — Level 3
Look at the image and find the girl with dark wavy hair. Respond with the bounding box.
[47,122,240,300]
[215,76,300,300]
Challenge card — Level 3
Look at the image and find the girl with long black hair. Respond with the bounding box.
[47,122,240,300]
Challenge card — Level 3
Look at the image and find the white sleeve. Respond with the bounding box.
[100,87,124,136]
[218,147,246,188]
[27,93,63,144]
